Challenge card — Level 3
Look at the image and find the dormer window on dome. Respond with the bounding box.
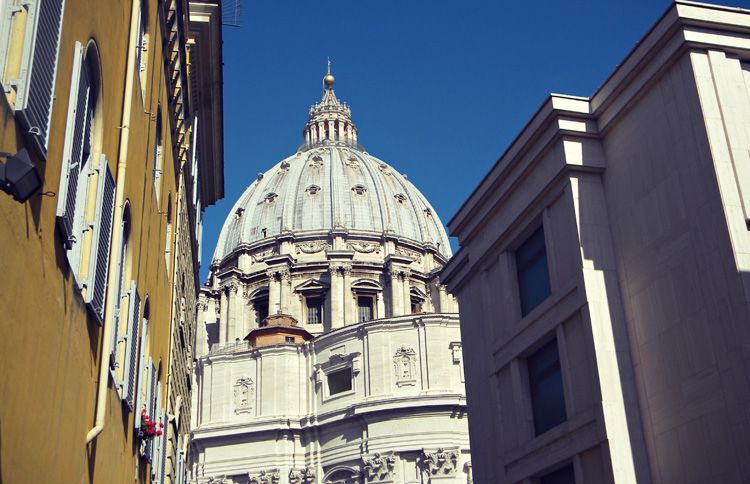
[394,193,407,204]
[352,184,367,196]
[306,184,321,195]
[260,192,278,204]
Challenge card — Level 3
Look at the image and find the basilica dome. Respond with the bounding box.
[212,73,451,263]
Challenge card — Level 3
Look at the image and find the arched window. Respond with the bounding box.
[136,0,150,98]
[250,288,269,327]
[350,279,382,323]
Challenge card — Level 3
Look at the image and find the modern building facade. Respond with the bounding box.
[442,2,750,483]
[190,72,471,483]
[0,0,223,482]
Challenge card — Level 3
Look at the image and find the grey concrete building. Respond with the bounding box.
[441,2,750,483]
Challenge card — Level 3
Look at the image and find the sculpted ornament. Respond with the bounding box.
[248,469,280,484]
[422,448,459,476]
[252,248,277,262]
[393,346,417,387]
[288,467,316,484]
[362,452,396,482]
[395,247,422,263]
[347,241,381,254]
[233,377,255,414]
[296,241,331,254]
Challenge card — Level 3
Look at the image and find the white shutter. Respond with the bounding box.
[144,362,157,462]
[135,316,150,429]
[56,41,84,247]
[150,382,163,477]
[84,156,115,324]
[122,281,140,411]
[159,410,168,483]
[15,0,65,157]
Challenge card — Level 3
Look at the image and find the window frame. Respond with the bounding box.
[326,366,354,398]
[526,337,567,436]
[515,225,552,317]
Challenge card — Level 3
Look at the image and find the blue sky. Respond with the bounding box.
[201,0,750,280]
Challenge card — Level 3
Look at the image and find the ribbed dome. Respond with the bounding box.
[213,144,451,262]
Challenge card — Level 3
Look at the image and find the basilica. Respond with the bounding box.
[190,68,471,483]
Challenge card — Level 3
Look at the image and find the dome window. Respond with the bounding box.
[346,156,360,168]
[306,184,321,195]
[424,208,433,217]
[309,155,323,168]
[280,161,291,171]
[394,193,407,204]
[352,184,367,196]
[261,192,278,204]
[378,163,392,175]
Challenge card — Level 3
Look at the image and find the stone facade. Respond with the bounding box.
[442,2,750,483]
[191,73,469,483]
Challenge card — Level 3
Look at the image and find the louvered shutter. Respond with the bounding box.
[159,410,168,483]
[15,0,64,157]
[135,317,149,429]
[122,281,140,411]
[56,41,86,247]
[150,382,162,475]
[84,157,115,324]
[144,363,157,462]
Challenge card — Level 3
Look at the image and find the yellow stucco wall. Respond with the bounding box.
[0,0,181,482]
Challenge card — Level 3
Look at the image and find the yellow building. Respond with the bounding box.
[0,0,223,482]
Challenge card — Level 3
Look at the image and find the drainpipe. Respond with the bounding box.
[86,0,139,444]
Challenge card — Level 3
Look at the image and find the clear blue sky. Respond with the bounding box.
[201,0,750,281]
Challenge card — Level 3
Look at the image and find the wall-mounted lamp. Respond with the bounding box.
[0,148,42,203]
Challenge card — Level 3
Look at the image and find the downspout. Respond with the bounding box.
[86,0,140,444]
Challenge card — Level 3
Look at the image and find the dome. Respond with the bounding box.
[213,146,450,262]
[213,69,451,264]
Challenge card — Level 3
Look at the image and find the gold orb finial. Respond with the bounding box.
[324,57,335,87]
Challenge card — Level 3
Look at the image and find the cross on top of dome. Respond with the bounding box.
[303,60,359,149]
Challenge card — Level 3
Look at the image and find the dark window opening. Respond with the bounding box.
[357,295,374,322]
[327,368,353,395]
[410,298,423,314]
[528,338,566,435]
[540,464,575,484]
[306,296,323,324]
[255,298,269,326]
[285,336,295,343]
[517,226,551,316]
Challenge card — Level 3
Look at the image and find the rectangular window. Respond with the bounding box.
[285,336,295,343]
[528,338,566,435]
[306,296,323,324]
[327,368,353,395]
[516,226,551,316]
[357,295,373,322]
[540,464,575,484]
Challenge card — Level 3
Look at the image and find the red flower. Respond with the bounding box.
[159,423,164,428]
[156,430,163,436]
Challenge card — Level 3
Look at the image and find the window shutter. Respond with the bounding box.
[144,364,157,462]
[159,410,168,483]
[56,41,84,246]
[150,382,162,476]
[135,316,149,429]
[84,156,115,324]
[122,281,140,411]
[15,0,64,157]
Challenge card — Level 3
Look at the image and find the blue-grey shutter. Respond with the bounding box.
[122,281,140,411]
[56,41,85,247]
[84,157,115,324]
[15,0,64,158]
[144,363,157,462]
[159,410,168,483]
[135,317,149,429]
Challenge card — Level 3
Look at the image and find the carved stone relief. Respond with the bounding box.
[233,377,255,414]
[393,346,417,387]
[362,452,396,482]
[248,469,280,484]
[252,248,277,262]
[288,467,316,484]
[296,241,331,254]
[347,241,381,254]
[421,448,459,476]
[395,247,422,263]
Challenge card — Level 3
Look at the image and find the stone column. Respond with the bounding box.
[329,266,343,329]
[317,122,325,142]
[279,268,291,314]
[402,270,412,315]
[245,289,256,332]
[268,270,280,315]
[342,264,352,325]
[227,283,239,340]
[328,120,335,141]
[219,288,228,343]
[389,269,402,317]
[376,290,385,320]
[437,283,450,313]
